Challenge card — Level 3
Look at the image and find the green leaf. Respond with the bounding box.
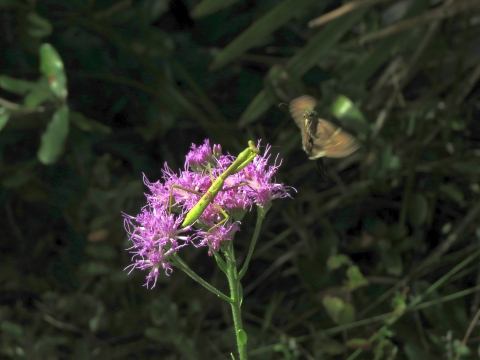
[452,159,480,174]
[145,327,163,342]
[70,111,111,134]
[0,108,10,132]
[331,95,367,123]
[37,105,70,165]
[408,193,428,226]
[88,304,105,332]
[327,254,351,270]
[237,329,247,346]
[39,43,68,99]
[322,295,355,325]
[24,79,55,109]
[0,75,37,95]
[441,222,452,234]
[439,184,464,205]
[210,0,319,71]
[239,8,368,127]
[27,12,53,38]
[346,338,371,350]
[346,265,369,290]
[40,43,65,75]
[1,321,23,339]
[383,249,403,276]
[191,0,240,18]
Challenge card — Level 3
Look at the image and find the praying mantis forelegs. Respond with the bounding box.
[168,141,259,231]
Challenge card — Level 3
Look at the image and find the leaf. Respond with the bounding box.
[37,105,70,165]
[70,111,111,134]
[451,159,480,174]
[238,8,368,127]
[322,295,355,325]
[237,329,247,346]
[0,75,37,95]
[39,43,68,99]
[331,95,367,123]
[346,338,371,350]
[88,303,105,332]
[408,193,428,226]
[23,79,54,109]
[439,183,464,205]
[191,0,240,18]
[327,254,351,270]
[210,0,319,71]
[346,265,369,290]
[1,321,23,339]
[383,248,403,276]
[145,327,163,342]
[0,108,10,132]
[27,12,53,38]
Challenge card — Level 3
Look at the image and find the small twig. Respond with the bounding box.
[453,60,480,106]
[43,313,81,333]
[454,307,480,360]
[423,200,480,265]
[360,0,480,44]
[308,0,391,28]
[0,96,21,110]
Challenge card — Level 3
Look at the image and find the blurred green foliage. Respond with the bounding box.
[2,0,480,359]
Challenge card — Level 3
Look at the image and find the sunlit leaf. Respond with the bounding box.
[39,43,68,99]
[37,105,70,164]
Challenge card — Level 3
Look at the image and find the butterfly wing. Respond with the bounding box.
[289,95,361,159]
[289,95,317,130]
[310,119,361,159]
[289,95,318,154]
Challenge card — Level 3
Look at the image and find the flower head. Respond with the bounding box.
[123,207,190,288]
[123,139,293,287]
[185,139,221,172]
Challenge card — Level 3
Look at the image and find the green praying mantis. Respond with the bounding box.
[169,140,259,231]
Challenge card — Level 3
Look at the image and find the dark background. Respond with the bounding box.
[2,0,480,359]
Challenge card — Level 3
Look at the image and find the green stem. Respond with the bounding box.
[171,253,232,303]
[239,204,270,280]
[225,242,247,360]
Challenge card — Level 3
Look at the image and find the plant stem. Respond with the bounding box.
[225,241,247,360]
[172,253,232,303]
[239,203,270,280]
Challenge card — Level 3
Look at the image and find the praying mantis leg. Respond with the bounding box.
[169,141,259,230]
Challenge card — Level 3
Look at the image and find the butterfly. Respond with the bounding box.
[289,95,361,159]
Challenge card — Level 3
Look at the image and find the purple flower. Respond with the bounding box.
[194,222,240,255]
[123,207,190,288]
[124,139,293,287]
[185,139,222,172]
[242,143,294,206]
